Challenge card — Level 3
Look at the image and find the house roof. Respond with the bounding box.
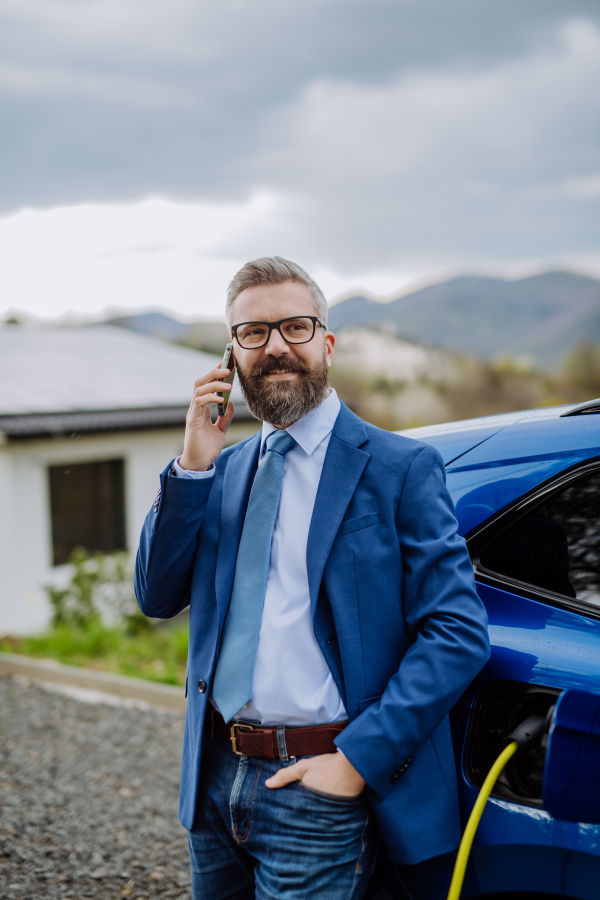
[0,324,250,438]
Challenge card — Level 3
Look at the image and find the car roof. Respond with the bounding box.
[397,400,597,466]
[398,400,600,535]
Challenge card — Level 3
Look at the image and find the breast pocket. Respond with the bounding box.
[338,512,380,537]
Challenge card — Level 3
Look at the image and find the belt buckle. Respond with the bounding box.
[229,722,255,756]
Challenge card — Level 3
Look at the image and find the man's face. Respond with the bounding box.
[230,281,335,426]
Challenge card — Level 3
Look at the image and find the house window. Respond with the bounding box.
[49,459,126,566]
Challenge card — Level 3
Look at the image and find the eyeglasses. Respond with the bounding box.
[231,316,326,350]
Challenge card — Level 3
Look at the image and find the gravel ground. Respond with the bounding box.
[0,674,191,900]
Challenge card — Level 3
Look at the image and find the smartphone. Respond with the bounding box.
[217,342,236,417]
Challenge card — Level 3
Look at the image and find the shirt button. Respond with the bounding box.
[197,680,207,693]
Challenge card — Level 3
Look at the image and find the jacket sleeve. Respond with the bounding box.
[134,461,215,618]
[335,444,490,800]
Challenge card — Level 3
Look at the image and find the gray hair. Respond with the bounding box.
[225,256,328,329]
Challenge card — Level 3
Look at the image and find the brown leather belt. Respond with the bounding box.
[211,709,347,759]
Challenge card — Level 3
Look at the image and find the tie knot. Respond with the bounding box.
[265,430,296,456]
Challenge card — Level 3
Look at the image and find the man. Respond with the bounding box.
[135,257,490,900]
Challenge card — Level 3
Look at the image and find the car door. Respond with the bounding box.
[449,448,600,898]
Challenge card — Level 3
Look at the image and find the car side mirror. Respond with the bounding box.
[543,688,600,824]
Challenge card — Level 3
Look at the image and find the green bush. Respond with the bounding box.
[46,548,137,628]
[0,548,188,686]
[3,621,189,686]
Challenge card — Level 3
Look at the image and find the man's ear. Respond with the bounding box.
[325,331,335,368]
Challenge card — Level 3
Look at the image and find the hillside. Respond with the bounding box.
[104,312,190,342]
[105,312,229,355]
[94,302,599,430]
[328,271,600,369]
[100,271,600,370]
[329,327,548,430]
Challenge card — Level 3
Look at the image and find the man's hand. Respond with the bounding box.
[265,751,366,797]
[179,366,235,472]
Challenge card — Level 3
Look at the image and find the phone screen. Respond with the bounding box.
[217,342,236,417]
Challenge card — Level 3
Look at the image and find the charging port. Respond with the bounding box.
[464,680,560,807]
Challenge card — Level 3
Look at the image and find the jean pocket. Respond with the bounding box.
[297,783,366,804]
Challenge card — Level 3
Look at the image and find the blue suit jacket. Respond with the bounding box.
[135,403,490,865]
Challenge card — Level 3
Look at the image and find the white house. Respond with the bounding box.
[0,324,257,634]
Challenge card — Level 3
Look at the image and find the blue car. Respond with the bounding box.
[375,398,600,900]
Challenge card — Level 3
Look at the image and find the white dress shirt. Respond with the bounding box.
[174,389,347,725]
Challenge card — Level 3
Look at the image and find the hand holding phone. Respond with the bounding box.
[179,356,236,472]
[217,342,236,417]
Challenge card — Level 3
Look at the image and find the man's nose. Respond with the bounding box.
[264,327,290,356]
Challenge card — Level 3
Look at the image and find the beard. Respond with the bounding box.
[236,350,330,427]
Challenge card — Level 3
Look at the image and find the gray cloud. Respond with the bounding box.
[0,0,599,272]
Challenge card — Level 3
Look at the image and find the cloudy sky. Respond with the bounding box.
[1,0,599,320]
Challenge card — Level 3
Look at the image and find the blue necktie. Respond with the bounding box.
[212,429,296,722]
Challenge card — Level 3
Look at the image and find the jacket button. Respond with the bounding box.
[197,680,207,693]
[390,772,401,783]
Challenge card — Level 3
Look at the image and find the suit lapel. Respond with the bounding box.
[307,404,370,615]
[215,432,261,626]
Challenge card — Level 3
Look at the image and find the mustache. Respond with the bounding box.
[237,348,330,427]
[247,355,311,378]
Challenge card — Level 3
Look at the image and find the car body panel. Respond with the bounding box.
[446,413,600,536]
[397,411,523,465]
[392,403,600,899]
[467,845,600,899]
[464,584,600,854]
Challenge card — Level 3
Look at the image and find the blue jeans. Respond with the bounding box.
[188,726,376,900]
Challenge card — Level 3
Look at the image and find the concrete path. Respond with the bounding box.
[0,651,186,712]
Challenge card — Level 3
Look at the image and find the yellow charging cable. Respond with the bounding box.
[446,740,519,900]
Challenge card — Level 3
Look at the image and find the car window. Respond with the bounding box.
[480,469,600,610]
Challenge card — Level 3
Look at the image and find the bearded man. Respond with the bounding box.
[135,256,490,900]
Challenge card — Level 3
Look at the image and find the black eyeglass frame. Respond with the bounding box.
[230,316,326,350]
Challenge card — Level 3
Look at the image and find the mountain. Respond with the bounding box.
[104,312,190,342]
[102,312,229,354]
[328,271,600,369]
[99,270,600,370]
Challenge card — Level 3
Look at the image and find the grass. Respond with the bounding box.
[0,620,189,687]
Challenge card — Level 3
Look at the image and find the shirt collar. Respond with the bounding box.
[260,388,341,457]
